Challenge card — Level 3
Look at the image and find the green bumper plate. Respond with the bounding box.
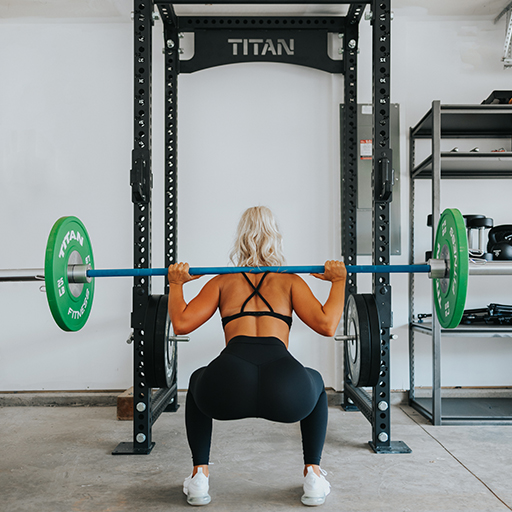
[433,208,469,329]
[45,217,95,331]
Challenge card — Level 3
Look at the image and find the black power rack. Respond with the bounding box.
[115,0,410,456]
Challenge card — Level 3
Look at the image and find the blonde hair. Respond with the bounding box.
[229,206,285,267]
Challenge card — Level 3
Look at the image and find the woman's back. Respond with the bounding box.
[217,272,295,346]
[168,260,345,342]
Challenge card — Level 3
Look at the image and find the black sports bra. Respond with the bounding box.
[221,272,293,330]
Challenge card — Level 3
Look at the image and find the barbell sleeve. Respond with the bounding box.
[468,260,512,275]
[0,269,45,282]
[0,265,91,283]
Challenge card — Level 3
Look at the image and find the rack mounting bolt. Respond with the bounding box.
[167,39,175,49]
[348,39,357,49]
[136,433,146,443]
[365,11,373,21]
[136,402,146,412]
[378,432,389,442]
[377,401,389,411]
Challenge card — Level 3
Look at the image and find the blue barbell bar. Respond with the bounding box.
[7,261,512,284]
[87,264,432,278]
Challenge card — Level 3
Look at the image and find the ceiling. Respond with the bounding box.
[0,0,509,21]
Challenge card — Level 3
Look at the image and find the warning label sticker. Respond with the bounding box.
[360,139,372,160]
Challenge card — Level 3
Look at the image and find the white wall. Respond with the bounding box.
[1,8,511,392]
[0,22,134,390]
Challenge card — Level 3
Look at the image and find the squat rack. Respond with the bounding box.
[115,0,409,455]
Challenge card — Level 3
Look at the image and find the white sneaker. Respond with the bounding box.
[183,468,211,506]
[301,467,331,506]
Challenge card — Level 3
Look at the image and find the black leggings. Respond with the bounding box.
[185,336,328,466]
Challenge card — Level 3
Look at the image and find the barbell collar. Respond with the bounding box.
[428,258,448,279]
[67,264,93,284]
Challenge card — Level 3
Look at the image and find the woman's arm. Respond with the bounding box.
[291,260,347,337]
[167,263,220,335]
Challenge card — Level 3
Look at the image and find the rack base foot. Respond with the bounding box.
[112,441,156,455]
[340,402,359,412]
[369,440,412,454]
[165,401,180,413]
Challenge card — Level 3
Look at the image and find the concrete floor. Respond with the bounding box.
[1,392,512,512]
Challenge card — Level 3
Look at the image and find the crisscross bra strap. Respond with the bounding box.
[240,272,274,313]
[221,272,293,330]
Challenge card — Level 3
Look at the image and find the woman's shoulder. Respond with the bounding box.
[199,274,227,289]
[210,273,239,287]
[283,273,304,282]
[271,272,304,288]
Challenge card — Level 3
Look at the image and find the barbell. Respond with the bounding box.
[2,208,512,332]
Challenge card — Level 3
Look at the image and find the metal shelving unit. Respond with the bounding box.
[412,152,512,179]
[408,100,512,426]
